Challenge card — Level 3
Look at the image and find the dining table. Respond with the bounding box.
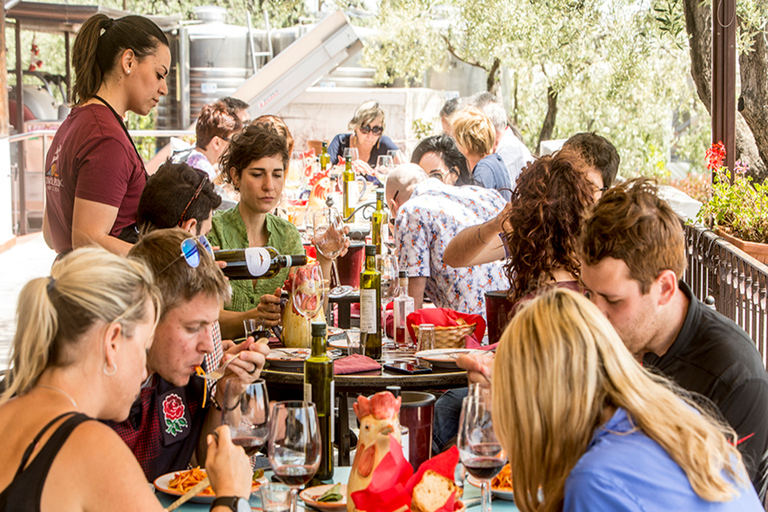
[155,465,519,511]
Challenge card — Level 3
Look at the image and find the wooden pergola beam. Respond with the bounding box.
[711,0,736,175]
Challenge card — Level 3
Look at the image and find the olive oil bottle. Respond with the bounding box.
[359,245,382,359]
[303,322,334,480]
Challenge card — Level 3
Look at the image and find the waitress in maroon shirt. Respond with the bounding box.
[43,13,170,256]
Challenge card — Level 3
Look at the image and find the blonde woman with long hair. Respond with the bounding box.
[0,248,253,512]
[492,288,762,512]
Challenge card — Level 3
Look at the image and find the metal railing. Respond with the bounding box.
[683,224,768,367]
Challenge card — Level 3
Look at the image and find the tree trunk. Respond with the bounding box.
[683,0,767,181]
[486,58,500,93]
[536,86,558,155]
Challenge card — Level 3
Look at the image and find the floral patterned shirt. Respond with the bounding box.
[394,179,509,317]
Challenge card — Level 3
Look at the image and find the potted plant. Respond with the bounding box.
[697,142,768,264]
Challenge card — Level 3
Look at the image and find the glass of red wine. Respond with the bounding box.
[221,379,270,460]
[267,401,321,512]
[457,393,507,512]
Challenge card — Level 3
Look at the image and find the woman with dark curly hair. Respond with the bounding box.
[502,149,595,306]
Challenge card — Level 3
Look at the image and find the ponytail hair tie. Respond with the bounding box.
[46,276,56,293]
[100,18,114,37]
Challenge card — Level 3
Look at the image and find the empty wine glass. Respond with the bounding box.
[221,379,270,459]
[376,155,394,175]
[291,262,326,334]
[268,401,322,512]
[388,149,403,164]
[458,394,507,512]
[343,147,359,163]
[314,208,352,298]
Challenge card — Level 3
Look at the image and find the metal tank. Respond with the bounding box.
[157,6,268,130]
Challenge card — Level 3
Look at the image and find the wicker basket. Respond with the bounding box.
[412,323,477,349]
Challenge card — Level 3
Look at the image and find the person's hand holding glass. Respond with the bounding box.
[313,208,352,298]
[267,401,321,512]
[458,392,507,512]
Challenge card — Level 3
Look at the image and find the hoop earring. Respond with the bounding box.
[103,362,117,376]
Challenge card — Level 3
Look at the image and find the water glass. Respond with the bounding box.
[261,482,292,512]
[417,324,435,351]
[346,328,363,356]
[244,318,270,341]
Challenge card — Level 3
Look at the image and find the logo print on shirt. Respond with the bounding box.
[162,393,189,436]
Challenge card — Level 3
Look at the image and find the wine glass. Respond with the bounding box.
[314,208,352,298]
[388,149,403,164]
[343,147,359,164]
[292,262,326,335]
[458,394,507,512]
[376,155,394,175]
[376,253,399,348]
[268,401,322,512]
[221,378,270,459]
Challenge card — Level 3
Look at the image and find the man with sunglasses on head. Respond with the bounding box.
[106,228,269,482]
[385,164,508,316]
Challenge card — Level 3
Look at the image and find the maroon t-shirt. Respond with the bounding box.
[45,104,146,253]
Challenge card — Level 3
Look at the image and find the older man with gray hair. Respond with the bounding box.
[469,92,532,188]
[385,164,509,316]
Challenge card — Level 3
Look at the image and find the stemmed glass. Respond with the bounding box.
[458,393,507,512]
[313,208,352,298]
[376,155,394,175]
[291,261,326,333]
[376,253,399,348]
[343,147,359,164]
[268,401,322,512]
[221,378,270,459]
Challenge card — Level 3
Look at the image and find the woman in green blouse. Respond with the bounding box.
[207,120,304,339]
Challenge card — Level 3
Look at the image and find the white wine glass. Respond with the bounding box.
[313,208,352,298]
[268,401,322,512]
[458,394,507,512]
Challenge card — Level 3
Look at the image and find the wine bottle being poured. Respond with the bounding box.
[214,246,307,280]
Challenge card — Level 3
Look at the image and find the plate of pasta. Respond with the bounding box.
[154,467,266,503]
[467,463,514,501]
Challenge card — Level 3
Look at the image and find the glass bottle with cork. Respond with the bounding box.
[393,270,415,348]
[371,189,388,255]
[342,154,355,220]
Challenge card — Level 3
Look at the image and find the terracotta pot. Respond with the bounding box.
[716,228,768,266]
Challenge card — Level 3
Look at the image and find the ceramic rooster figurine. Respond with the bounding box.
[347,392,403,511]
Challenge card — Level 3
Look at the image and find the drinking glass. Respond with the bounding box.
[457,394,507,512]
[291,262,326,336]
[376,155,394,175]
[313,208,352,298]
[221,379,270,458]
[244,318,271,341]
[388,149,403,164]
[417,324,435,352]
[376,254,399,348]
[268,401,322,512]
[261,482,292,512]
[343,147,359,163]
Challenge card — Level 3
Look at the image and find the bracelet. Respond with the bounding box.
[476,226,490,245]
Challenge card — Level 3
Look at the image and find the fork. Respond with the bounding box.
[200,356,239,380]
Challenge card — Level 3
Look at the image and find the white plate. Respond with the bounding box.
[153,469,266,503]
[300,484,347,511]
[266,348,339,369]
[414,349,488,369]
[328,339,348,350]
[466,474,514,501]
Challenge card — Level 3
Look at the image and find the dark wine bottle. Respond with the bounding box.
[359,245,382,359]
[371,189,388,255]
[214,246,307,280]
[304,322,334,480]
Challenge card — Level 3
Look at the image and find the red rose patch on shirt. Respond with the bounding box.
[162,393,189,436]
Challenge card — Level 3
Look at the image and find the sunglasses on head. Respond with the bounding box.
[178,171,209,226]
[157,235,214,276]
[359,125,383,136]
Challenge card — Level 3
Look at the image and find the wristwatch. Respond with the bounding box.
[210,496,250,512]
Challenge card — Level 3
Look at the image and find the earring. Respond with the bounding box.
[126,69,131,75]
[103,362,117,376]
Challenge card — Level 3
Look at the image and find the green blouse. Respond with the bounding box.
[208,206,304,313]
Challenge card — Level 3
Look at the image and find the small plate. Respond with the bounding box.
[154,469,266,503]
[328,339,348,351]
[266,348,339,369]
[414,349,488,369]
[327,326,344,338]
[466,474,514,501]
[300,484,347,511]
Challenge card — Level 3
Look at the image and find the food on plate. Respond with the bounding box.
[411,470,464,512]
[491,463,513,490]
[166,467,264,496]
[317,483,344,502]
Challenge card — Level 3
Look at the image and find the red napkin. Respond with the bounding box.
[406,308,486,348]
[351,435,413,512]
[405,447,462,512]
[333,354,381,375]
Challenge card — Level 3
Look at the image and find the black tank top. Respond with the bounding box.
[0,412,90,512]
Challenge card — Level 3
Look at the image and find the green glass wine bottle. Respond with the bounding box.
[342,156,355,220]
[304,322,334,480]
[320,141,331,172]
[359,245,382,359]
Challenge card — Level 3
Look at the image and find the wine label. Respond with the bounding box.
[330,380,335,446]
[360,289,378,333]
[303,382,312,403]
[244,248,270,277]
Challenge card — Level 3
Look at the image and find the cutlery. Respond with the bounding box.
[165,475,210,511]
[201,356,239,380]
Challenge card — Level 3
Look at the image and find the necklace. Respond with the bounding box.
[37,384,78,409]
